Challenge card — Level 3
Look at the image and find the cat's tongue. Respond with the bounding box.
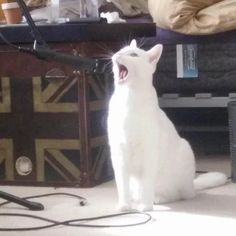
[119,64,128,82]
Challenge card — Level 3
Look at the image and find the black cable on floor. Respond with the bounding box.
[2,170,229,231]
[0,212,153,231]
[0,192,87,208]
[0,192,153,231]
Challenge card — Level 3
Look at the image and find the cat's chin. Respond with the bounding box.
[118,77,128,84]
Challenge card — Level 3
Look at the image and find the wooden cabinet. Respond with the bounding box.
[0,42,114,187]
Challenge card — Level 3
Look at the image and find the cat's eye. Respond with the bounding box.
[129,52,138,57]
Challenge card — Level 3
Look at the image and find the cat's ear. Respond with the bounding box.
[147,44,163,65]
[130,39,137,48]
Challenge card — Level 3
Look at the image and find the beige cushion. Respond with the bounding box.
[108,0,149,16]
[148,0,236,35]
[25,0,48,8]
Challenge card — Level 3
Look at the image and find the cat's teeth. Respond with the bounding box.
[118,64,128,81]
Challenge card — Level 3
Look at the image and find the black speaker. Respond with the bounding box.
[228,101,236,182]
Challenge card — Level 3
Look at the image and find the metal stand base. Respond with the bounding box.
[0,191,44,210]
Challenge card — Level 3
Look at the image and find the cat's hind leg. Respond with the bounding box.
[179,183,196,200]
[154,185,182,204]
[154,184,195,204]
[154,192,181,204]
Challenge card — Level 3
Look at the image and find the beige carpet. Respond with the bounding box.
[0,154,235,236]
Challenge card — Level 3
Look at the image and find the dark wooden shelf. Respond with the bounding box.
[0,22,156,44]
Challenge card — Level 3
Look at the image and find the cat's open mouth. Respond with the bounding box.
[118,64,128,82]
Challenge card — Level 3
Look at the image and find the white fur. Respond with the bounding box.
[194,172,227,191]
[107,40,227,212]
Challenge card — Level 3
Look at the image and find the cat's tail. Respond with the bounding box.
[194,172,228,191]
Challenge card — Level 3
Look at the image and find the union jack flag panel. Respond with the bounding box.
[0,70,113,187]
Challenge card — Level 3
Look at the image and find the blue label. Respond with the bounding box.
[176,44,198,79]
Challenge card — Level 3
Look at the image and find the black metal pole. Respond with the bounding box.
[0,191,44,211]
[228,101,236,182]
[15,0,108,73]
[16,0,47,46]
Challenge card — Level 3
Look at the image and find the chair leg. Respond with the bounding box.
[228,101,236,182]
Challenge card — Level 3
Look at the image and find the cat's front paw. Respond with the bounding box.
[154,196,169,204]
[137,204,153,212]
[117,203,131,212]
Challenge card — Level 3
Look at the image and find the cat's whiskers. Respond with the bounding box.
[137,37,147,49]
[95,42,115,58]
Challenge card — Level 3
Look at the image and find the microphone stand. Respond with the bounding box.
[0,191,44,210]
[0,0,108,211]
[14,0,108,74]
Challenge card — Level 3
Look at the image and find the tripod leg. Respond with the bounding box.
[0,191,44,211]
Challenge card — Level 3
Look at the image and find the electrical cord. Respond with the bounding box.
[0,192,153,231]
[0,192,87,208]
[0,212,153,231]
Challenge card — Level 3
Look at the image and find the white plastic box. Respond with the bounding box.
[50,0,100,21]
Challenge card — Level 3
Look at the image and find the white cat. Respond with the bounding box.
[107,40,227,212]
